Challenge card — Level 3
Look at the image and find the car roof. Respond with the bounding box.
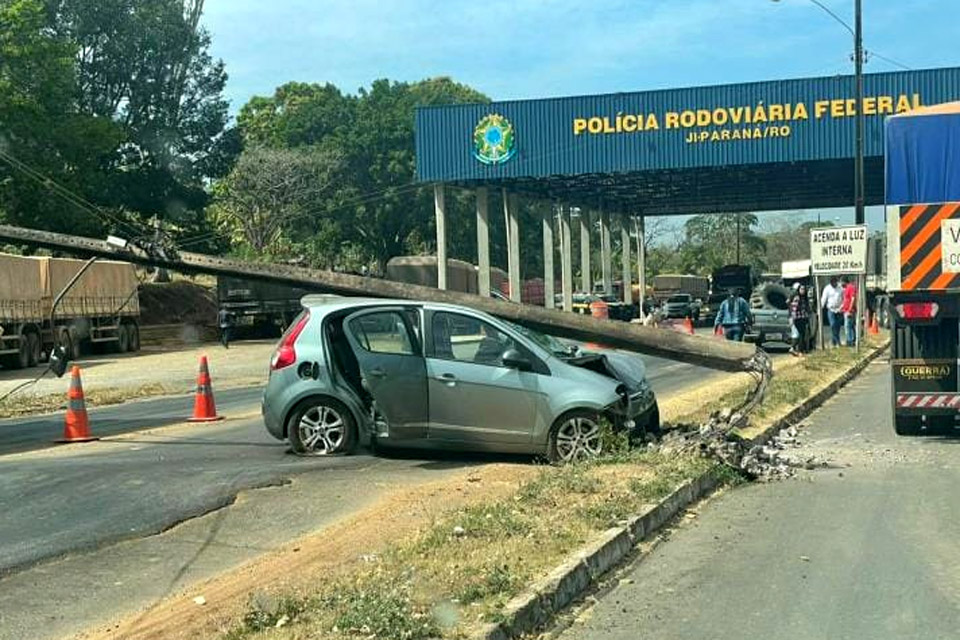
[299,295,502,318]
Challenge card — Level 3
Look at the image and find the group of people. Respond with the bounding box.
[713,275,858,355]
[820,275,859,348]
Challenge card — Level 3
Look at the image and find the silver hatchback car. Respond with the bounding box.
[262,296,659,462]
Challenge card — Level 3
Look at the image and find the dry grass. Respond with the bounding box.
[667,333,888,439]
[0,382,172,419]
[218,451,714,640]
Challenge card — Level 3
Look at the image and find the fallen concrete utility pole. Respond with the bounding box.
[0,224,759,373]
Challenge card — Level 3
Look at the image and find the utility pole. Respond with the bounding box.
[853,0,865,225]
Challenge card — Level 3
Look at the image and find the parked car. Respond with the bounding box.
[744,283,817,350]
[661,293,701,320]
[261,297,659,463]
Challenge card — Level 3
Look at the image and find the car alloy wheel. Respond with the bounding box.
[297,405,346,454]
[551,412,603,463]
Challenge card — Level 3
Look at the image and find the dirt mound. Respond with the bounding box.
[139,281,217,326]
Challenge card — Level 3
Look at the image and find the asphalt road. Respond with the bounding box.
[555,360,960,640]
[0,352,725,456]
[0,386,264,456]
[0,427,487,640]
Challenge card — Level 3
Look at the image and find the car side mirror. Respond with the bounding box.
[502,348,532,372]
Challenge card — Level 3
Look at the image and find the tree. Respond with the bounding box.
[0,0,123,235]
[209,146,342,256]
[46,0,231,224]
[229,77,489,272]
[675,213,767,275]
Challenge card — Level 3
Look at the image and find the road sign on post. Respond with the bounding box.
[810,225,868,275]
[810,225,868,352]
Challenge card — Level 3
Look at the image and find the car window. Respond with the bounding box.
[348,311,415,355]
[432,311,518,366]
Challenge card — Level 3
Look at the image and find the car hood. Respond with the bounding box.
[564,350,647,392]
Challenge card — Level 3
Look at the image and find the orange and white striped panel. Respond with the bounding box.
[899,203,960,290]
[896,393,960,409]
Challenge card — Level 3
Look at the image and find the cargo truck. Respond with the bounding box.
[886,102,960,435]
[0,253,140,369]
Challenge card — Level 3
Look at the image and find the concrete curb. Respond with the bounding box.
[472,340,889,640]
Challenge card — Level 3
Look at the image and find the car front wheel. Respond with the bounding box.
[548,409,603,464]
[287,397,357,455]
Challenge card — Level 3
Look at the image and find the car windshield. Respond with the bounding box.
[504,320,576,357]
[667,295,690,303]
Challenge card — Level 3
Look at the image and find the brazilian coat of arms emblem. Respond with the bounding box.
[472,113,516,165]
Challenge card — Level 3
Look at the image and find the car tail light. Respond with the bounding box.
[270,310,310,370]
[895,302,939,320]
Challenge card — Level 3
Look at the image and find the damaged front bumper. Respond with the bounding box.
[606,384,658,433]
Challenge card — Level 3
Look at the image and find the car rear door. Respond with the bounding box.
[343,307,428,440]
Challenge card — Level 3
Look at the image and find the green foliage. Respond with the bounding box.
[228,77,489,271]
[455,564,521,605]
[0,0,230,245]
[646,213,767,277]
[323,580,440,640]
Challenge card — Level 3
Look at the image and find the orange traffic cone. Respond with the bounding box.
[57,366,98,443]
[683,317,695,335]
[188,355,223,422]
[869,313,880,335]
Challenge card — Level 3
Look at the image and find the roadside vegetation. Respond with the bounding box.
[0,383,172,419]
[671,333,888,438]
[221,446,715,640]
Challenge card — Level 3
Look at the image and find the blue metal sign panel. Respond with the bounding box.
[416,68,960,183]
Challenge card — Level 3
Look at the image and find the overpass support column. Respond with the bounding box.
[475,187,490,297]
[637,215,646,317]
[620,215,632,305]
[543,205,555,308]
[503,191,521,302]
[560,205,574,312]
[579,209,591,294]
[434,184,447,290]
[600,208,612,294]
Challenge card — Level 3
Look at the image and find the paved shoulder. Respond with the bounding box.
[558,362,960,640]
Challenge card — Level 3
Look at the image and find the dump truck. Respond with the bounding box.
[0,253,140,369]
[886,102,960,435]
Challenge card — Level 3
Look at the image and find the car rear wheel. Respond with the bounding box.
[548,409,603,464]
[287,397,357,456]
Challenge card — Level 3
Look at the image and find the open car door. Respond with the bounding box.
[343,307,429,440]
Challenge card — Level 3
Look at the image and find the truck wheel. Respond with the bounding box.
[894,415,922,436]
[27,332,40,367]
[127,324,140,352]
[12,335,30,369]
[67,328,82,360]
[117,324,130,353]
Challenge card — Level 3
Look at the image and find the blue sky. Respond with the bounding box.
[202,0,960,234]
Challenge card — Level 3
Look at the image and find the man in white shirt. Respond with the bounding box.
[820,276,844,347]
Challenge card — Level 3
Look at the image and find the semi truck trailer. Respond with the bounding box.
[0,253,140,369]
[886,102,960,435]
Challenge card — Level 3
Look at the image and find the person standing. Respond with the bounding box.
[714,289,751,342]
[841,277,858,346]
[218,308,233,349]
[820,276,844,347]
[789,284,812,356]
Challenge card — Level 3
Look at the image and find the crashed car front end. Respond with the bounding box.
[564,351,659,434]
